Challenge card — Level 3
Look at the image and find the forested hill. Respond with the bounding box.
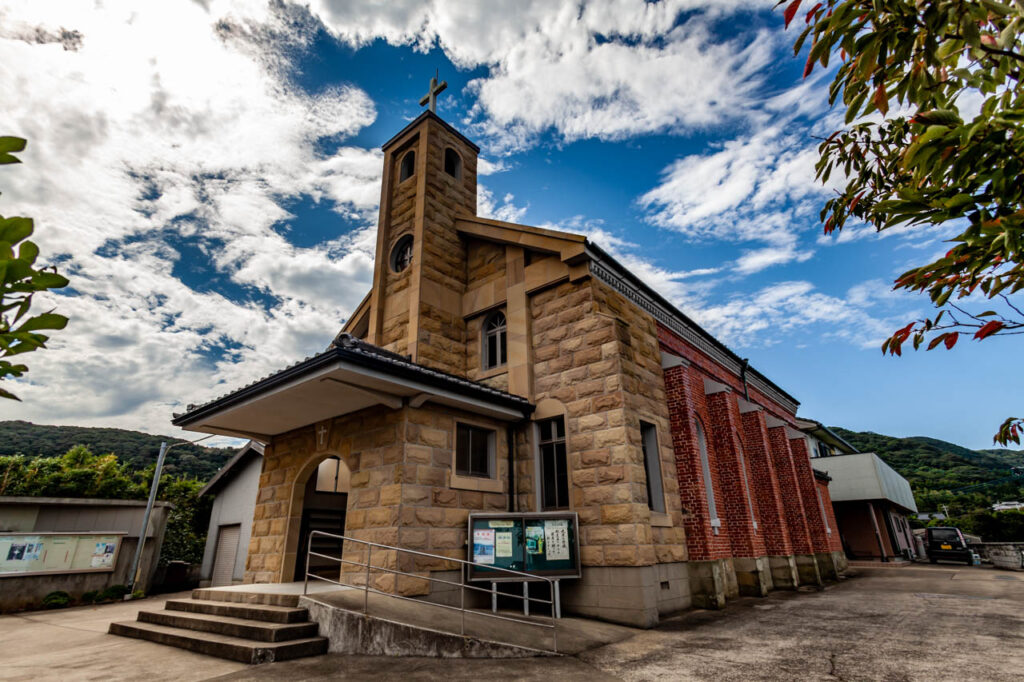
[0,420,236,481]
[830,427,1023,492]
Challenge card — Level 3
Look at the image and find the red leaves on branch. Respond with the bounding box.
[944,332,959,350]
[873,83,888,115]
[784,0,803,28]
[974,320,1004,340]
[803,50,815,78]
[805,3,822,24]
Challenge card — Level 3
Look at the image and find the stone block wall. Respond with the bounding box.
[244,402,509,594]
[411,119,477,374]
[526,277,686,569]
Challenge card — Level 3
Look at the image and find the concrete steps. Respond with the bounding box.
[108,589,327,664]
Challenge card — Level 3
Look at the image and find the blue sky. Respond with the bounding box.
[0,0,1018,450]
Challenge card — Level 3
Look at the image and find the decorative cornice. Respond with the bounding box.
[587,246,800,415]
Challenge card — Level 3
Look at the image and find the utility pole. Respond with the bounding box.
[126,442,167,595]
[126,434,213,596]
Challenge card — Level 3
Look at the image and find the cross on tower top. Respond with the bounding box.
[419,72,448,114]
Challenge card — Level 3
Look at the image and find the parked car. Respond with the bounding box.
[926,527,973,565]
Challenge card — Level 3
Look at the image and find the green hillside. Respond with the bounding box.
[0,420,236,481]
[830,427,1024,512]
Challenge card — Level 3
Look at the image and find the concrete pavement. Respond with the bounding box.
[2,565,1022,681]
[0,592,249,681]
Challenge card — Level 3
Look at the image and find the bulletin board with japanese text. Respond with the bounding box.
[466,512,579,582]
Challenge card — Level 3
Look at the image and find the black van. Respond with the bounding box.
[926,527,973,565]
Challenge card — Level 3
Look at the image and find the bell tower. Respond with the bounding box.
[365,83,479,376]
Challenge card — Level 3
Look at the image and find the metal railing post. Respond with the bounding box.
[304,533,311,596]
[460,572,466,636]
[363,546,371,613]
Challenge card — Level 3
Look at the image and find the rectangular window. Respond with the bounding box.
[538,417,569,510]
[456,423,495,478]
[640,421,666,513]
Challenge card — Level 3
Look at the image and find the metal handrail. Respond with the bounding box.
[303,530,558,653]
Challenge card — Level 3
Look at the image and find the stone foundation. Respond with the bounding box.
[687,558,738,609]
[734,556,773,597]
[795,554,822,586]
[768,555,799,590]
[561,562,690,628]
[815,552,840,581]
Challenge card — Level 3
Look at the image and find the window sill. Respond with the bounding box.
[650,512,673,528]
[450,472,505,494]
[477,365,508,380]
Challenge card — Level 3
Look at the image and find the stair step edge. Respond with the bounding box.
[138,610,318,642]
[108,621,327,664]
[165,598,308,623]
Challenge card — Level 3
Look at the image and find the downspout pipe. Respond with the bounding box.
[507,421,517,512]
[739,358,750,401]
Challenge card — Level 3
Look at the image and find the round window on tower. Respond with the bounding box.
[390,234,414,273]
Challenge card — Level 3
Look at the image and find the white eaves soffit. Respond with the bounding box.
[179,359,528,442]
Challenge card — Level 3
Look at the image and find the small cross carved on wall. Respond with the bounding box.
[317,424,328,449]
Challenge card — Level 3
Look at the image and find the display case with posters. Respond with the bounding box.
[466,512,580,583]
[0,533,124,577]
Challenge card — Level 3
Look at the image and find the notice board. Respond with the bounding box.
[467,512,580,582]
[0,533,124,577]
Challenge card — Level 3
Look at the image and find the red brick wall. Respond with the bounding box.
[767,427,814,554]
[789,438,832,554]
[739,410,793,556]
[705,392,766,559]
[664,364,732,561]
[815,478,844,553]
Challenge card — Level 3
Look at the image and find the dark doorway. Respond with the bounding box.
[295,457,349,580]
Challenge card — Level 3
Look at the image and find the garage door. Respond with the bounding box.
[211,524,241,587]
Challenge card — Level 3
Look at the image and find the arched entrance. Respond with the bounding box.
[293,456,350,580]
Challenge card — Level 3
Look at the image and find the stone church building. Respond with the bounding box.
[174,109,845,627]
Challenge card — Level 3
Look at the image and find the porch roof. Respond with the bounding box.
[172,334,533,442]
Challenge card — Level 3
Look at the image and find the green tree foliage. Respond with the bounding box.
[930,508,1024,540]
[0,137,69,401]
[833,427,1024,511]
[0,420,234,480]
[0,445,212,566]
[780,1,1024,443]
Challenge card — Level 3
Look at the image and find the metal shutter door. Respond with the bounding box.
[211,524,241,587]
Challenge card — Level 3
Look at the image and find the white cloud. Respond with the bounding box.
[0,0,381,434]
[693,280,900,349]
[308,0,775,152]
[477,185,528,224]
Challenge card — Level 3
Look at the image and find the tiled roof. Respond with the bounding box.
[173,333,532,427]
